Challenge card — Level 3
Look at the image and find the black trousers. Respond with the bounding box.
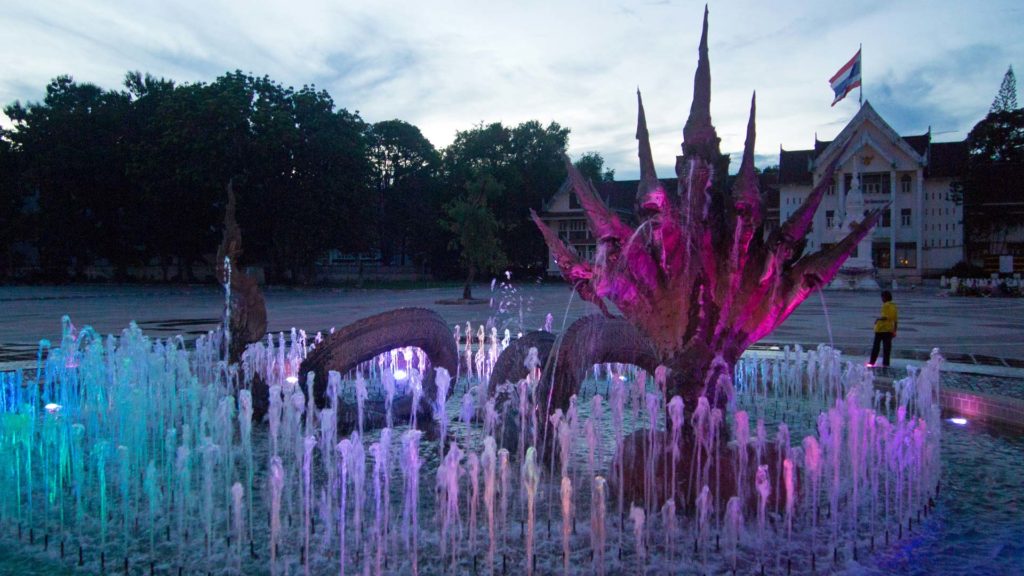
[870,332,894,367]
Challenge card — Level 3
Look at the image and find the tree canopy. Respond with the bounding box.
[963,69,1024,261]
[366,119,442,267]
[442,120,570,277]
[990,66,1019,114]
[1,71,592,284]
[442,169,508,300]
[573,152,616,183]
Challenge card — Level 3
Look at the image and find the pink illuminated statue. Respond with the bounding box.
[518,7,883,420]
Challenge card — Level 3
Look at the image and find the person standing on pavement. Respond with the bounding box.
[869,290,898,367]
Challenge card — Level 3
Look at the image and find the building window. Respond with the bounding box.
[826,210,835,228]
[873,242,890,269]
[827,182,836,195]
[901,174,912,193]
[881,210,891,228]
[861,173,890,195]
[901,208,912,227]
[896,242,917,268]
[569,194,580,210]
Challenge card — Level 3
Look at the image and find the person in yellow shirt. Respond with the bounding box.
[869,290,898,367]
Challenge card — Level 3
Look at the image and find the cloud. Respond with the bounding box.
[2,0,1022,180]
[871,43,1007,139]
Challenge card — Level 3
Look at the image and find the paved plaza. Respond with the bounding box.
[1,282,1022,374]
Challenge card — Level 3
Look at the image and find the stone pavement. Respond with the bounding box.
[2,283,1022,402]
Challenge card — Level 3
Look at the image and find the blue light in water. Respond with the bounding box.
[948,417,967,426]
[393,369,408,381]
[285,375,298,384]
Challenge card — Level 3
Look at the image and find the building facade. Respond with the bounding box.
[538,178,649,276]
[778,102,967,284]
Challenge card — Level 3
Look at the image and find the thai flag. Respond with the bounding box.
[829,49,861,106]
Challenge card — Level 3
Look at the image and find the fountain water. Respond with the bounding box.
[0,8,973,575]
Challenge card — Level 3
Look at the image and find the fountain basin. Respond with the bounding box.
[0,322,1020,575]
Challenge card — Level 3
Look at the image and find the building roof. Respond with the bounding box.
[779,109,966,185]
[904,134,931,157]
[927,141,969,178]
[550,177,676,216]
[593,180,637,213]
[779,149,814,185]
[808,135,930,166]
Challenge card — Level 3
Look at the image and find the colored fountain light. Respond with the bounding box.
[949,417,968,425]
[285,375,299,384]
[43,402,61,413]
[1,318,947,575]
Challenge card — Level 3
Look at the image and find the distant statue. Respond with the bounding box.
[216,181,268,364]
[826,174,879,289]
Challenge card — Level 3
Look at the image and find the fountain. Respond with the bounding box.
[3,7,1017,576]
[0,311,953,574]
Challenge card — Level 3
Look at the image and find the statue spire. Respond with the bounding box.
[682,5,719,160]
[636,90,667,215]
[732,92,758,204]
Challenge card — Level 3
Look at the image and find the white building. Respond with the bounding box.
[778,102,967,283]
[538,178,647,276]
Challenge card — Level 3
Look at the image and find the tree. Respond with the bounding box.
[442,120,569,276]
[0,131,28,278]
[124,71,187,280]
[503,121,571,272]
[443,170,507,300]
[282,86,372,282]
[990,66,1018,114]
[124,72,254,281]
[237,75,299,277]
[3,68,396,284]
[968,108,1024,164]
[125,72,372,283]
[963,71,1024,262]
[366,120,441,267]
[573,152,615,183]
[4,76,133,278]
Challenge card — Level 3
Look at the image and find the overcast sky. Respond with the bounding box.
[2,0,1021,179]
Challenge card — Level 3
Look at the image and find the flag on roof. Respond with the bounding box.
[829,49,861,106]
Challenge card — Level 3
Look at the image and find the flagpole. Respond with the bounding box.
[859,43,863,107]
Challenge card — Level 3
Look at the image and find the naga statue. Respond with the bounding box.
[216,182,268,364]
[492,6,882,428]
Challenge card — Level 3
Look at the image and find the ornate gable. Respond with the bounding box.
[814,101,926,175]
